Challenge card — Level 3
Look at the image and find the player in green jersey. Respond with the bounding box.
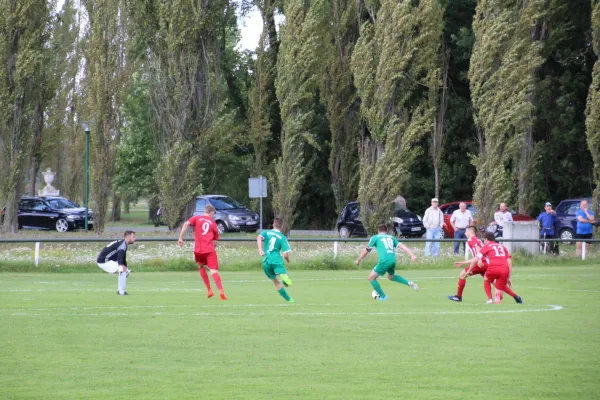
[256,217,294,303]
[355,223,419,300]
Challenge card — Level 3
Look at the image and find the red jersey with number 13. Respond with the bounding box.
[188,215,220,254]
[477,242,511,273]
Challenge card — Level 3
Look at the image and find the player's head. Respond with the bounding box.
[483,231,495,243]
[204,204,216,216]
[272,217,283,230]
[377,224,388,233]
[124,230,136,244]
[466,225,477,238]
[499,202,507,211]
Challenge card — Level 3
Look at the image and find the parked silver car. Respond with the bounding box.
[193,195,259,233]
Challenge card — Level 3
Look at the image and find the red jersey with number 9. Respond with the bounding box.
[188,215,220,254]
[477,242,511,273]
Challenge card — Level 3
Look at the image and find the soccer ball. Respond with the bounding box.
[372,290,380,300]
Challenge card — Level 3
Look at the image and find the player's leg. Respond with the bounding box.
[206,252,226,300]
[368,269,387,299]
[483,274,494,303]
[264,262,293,302]
[195,253,213,295]
[273,275,293,303]
[387,265,418,291]
[449,268,469,302]
[117,264,129,295]
[495,276,522,304]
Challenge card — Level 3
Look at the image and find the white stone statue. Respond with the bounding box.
[38,168,60,196]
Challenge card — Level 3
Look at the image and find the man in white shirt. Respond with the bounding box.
[490,202,513,237]
[423,198,444,257]
[450,202,473,255]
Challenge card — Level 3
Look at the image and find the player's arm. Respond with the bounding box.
[256,235,265,257]
[466,254,481,275]
[507,257,513,286]
[283,250,291,263]
[117,249,127,271]
[453,257,477,268]
[178,221,192,247]
[355,248,371,265]
[397,243,417,262]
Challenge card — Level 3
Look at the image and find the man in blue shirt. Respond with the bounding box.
[537,202,556,238]
[576,200,596,257]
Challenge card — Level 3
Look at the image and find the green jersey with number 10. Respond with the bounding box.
[260,230,292,264]
[367,234,400,264]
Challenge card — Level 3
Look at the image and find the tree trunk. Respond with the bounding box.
[111,193,121,222]
[27,102,44,196]
[124,197,130,214]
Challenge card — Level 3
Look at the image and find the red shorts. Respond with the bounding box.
[464,265,487,277]
[485,268,509,291]
[194,252,218,269]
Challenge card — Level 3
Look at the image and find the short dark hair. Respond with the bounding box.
[378,224,388,233]
[124,230,136,237]
[273,217,283,230]
[483,231,495,242]
[466,225,477,234]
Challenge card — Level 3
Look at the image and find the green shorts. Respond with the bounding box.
[373,261,396,277]
[262,259,288,280]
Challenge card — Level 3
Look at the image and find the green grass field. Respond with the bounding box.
[1,267,599,399]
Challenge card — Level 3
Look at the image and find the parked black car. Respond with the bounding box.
[8,196,94,232]
[555,197,593,243]
[337,201,425,238]
[157,195,259,233]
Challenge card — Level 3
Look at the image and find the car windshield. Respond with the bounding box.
[209,196,245,211]
[47,199,78,209]
[394,206,412,217]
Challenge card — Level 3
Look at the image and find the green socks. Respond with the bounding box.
[392,274,410,286]
[370,280,386,297]
[278,287,291,301]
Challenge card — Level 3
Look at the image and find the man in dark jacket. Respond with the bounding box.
[97,230,136,295]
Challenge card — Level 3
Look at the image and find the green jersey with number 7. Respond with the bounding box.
[260,229,292,264]
[367,234,400,264]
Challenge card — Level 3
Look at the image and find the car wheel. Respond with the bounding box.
[217,221,227,234]
[55,218,70,233]
[559,228,574,245]
[339,225,350,238]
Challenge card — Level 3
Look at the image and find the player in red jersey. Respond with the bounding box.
[178,204,227,300]
[448,226,486,302]
[469,232,523,304]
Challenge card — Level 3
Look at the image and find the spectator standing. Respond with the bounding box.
[576,200,596,257]
[489,202,513,237]
[450,202,473,255]
[537,202,556,239]
[423,198,444,257]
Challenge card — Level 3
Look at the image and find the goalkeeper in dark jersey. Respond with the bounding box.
[97,230,136,295]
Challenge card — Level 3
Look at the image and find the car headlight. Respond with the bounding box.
[229,215,241,221]
[392,217,404,224]
[417,215,422,221]
[66,215,82,221]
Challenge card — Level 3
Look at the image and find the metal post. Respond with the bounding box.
[582,240,586,261]
[84,127,90,231]
[35,242,40,267]
[464,239,469,261]
[259,176,263,232]
[334,241,338,263]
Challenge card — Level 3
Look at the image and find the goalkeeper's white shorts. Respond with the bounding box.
[97,261,125,274]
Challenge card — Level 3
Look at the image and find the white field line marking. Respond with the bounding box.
[0,305,563,317]
[522,286,600,293]
[0,302,542,312]
[10,273,600,287]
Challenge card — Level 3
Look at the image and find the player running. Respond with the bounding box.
[469,231,523,304]
[448,225,485,302]
[97,230,136,295]
[257,217,294,303]
[178,204,227,300]
[355,224,419,300]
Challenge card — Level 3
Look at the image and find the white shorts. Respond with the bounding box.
[97,261,125,274]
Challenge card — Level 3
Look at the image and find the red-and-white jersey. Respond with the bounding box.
[477,242,511,272]
[467,236,483,258]
[188,215,220,254]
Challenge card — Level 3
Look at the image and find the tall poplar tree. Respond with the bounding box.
[0,0,50,233]
[351,0,444,233]
[587,0,600,211]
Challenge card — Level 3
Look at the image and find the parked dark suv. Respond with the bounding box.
[555,197,593,242]
[193,195,259,233]
[337,201,424,238]
[8,196,94,232]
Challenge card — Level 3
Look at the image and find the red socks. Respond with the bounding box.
[212,272,224,293]
[199,268,211,290]
[503,286,516,297]
[484,280,493,300]
[457,279,466,297]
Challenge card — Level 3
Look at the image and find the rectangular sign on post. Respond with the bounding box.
[249,176,268,198]
[249,176,268,232]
